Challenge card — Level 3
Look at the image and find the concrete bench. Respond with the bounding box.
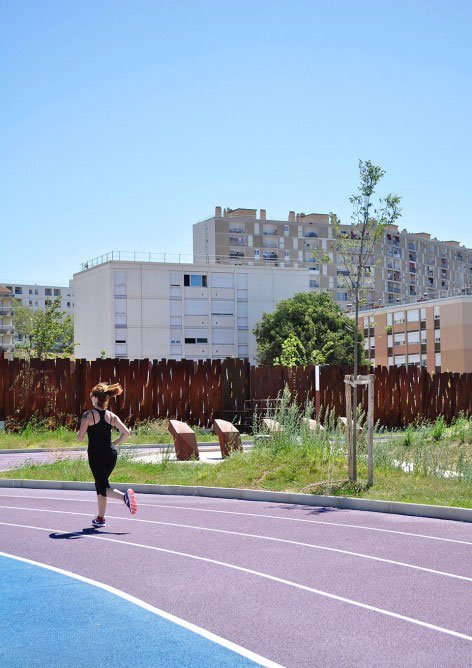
[338,417,363,433]
[213,419,242,458]
[168,420,200,461]
[302,418,325,431]
[262,418,282,433]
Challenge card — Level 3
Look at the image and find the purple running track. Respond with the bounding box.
[0,489,471,667]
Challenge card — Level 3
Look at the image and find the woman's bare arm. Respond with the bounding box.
[77,411,90,443]
[110,412,131,446]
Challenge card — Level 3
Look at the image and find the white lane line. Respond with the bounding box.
[0,550,283,668]
[1,520,472,644]
[1,493,471,546]
[1,504,471,583]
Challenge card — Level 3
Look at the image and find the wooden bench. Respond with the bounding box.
[213,419,242,458]
[302,418,325,431]
[168,420,200,461]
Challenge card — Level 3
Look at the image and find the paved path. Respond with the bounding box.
[0,445,229,471]
[1,490,471,666]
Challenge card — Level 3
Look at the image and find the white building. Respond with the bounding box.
[1,281,75,351]
[73,258,312,361]
[2,281,74,314]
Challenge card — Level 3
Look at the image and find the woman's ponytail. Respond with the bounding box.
[91,382,123,407]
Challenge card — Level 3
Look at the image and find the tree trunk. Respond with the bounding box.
[351,296,359,482]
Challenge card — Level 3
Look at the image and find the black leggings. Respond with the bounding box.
[88,449,118,496]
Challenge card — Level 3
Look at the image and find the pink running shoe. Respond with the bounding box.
[124,489,137,515]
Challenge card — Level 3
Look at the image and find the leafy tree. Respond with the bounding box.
[254,292,365,367]
[14,297,75,359]
[12,300,35,342]
[273,334,306,367]
[331,160,401,481]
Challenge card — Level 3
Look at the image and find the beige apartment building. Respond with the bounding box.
[356,294,472,373]
[193,207,472,305]
[0,285,14,360]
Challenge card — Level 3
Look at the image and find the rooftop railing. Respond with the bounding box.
[345,286,472,313]
[79,251,309,271]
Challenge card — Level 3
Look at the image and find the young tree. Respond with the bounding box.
[254,292,365,367]
[14,297,75,359]
[332,160,401,481]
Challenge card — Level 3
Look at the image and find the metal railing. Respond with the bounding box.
[346,286,472,312]
[80,251,309,271]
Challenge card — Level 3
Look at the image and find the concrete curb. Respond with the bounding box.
[0,442,253,455]
[0,479,470,523]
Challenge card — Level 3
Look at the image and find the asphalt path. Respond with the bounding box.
[0,445,226,471]
[1,490,471,667]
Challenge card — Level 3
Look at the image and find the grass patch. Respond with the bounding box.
[3,396,472,509]
[0,419,218,450]
[2,452,472,509]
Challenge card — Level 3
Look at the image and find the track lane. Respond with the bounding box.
[1,500,472,631]
[1,502,471,584]
[1,506,471,637]
[1,491,472,667]
[1,492,471,578]
[1,517,471,668]
[2,490,471,543]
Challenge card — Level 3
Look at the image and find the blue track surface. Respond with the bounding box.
[0,556,260,668]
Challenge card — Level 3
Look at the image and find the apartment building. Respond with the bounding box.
[355,294,472,373]
[73,257,311,361]
[193,207,472,305]
[2,282,74,314]
[0,285,14,360]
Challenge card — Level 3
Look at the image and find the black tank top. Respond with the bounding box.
[87,409,115,452]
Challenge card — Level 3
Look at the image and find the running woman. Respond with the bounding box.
[77,382,137,527]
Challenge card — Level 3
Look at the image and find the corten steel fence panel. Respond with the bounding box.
[221,358,250,423]
[1,357,472,427]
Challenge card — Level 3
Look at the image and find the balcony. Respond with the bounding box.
[0,326,14,334]
[229,227,245,234]
[0,308,13,316]
[304,231,318,238]
[262,240,278,248]
[262,251,279,261]
[262,228,277,236]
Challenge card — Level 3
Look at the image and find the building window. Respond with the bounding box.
[53,289,61,296]
[45,288,52,296]
[394,332,405,346]
[184,274,207,287]
[14,287,22,295]
[185,337,208,344]
[29,289,33,295]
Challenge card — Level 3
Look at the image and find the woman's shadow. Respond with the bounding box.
[49,528,128,540]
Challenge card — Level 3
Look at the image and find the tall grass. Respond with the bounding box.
[374,415,472,482]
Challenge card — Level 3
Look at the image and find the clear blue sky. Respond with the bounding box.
[2,0,471,284]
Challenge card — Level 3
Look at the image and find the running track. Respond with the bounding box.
[0,490,471,667]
